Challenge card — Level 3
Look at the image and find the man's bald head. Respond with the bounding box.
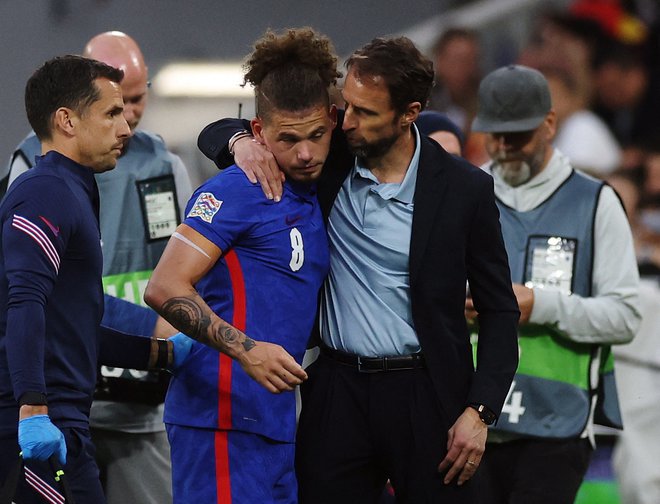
[83,31,148,131]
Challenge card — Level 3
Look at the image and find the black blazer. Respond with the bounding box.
[198,112,519,424]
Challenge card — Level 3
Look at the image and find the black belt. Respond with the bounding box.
[320,345,425,372]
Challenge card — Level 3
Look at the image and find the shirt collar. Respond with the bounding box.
[284,178,317,201]
[352,125,421,204]
[38,150,99,194]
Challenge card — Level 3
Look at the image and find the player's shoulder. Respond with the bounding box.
[186,165,266,218]
[202,165,265,197]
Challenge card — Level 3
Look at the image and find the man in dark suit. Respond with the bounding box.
[198,35,519,504]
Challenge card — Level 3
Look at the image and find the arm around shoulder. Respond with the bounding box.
[197,118,252,169]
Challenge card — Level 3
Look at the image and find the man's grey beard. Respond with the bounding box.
[492,160,532,187]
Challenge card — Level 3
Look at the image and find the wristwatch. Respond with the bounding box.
[469,403,497,425]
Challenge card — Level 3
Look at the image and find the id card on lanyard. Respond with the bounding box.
[136,174,180,242]
[524,236,577,295]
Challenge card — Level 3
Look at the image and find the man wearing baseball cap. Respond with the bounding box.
[467,64,640,503]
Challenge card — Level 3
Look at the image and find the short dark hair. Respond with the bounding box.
[243,28,341,122]
[25,54,124,141]
[345,37,435,114]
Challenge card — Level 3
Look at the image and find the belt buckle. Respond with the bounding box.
[357,356,381,373]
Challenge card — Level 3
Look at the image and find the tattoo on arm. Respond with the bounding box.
[161,296,255,356]
[222,326,238,344]
[222,327,256,352]
[161,297,211,340]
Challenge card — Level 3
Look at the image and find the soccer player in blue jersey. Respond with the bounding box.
[144,28,339,503]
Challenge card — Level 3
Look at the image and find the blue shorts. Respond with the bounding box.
[166,424,297,504]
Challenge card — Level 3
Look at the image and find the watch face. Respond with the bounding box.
[479,405,497,425]
[472,404,496,425]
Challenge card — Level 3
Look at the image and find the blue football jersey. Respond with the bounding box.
[164,166,329,442]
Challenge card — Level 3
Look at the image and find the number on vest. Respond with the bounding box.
[501,380,526,424]
[289,228,304,271]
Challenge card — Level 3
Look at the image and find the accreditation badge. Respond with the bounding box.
[136,175,180,242]
[523,236,576,295]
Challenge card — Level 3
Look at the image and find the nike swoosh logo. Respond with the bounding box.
[285,215,302,225]
[39,215,60,236]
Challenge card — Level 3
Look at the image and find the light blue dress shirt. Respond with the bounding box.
[320,127,422,356]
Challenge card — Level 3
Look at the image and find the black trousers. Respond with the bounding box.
[480,437,592,504]
[295,354,481,504]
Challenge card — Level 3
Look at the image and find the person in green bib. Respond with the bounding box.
[467,65,641,504]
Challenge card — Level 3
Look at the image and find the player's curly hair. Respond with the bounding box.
[243,27,341,120]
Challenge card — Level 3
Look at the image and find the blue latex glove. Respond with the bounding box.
[168,332,194,372]
[18,415,66,465]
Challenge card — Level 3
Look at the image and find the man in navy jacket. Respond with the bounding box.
[0,55,186,504]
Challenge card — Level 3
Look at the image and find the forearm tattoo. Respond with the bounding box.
[223,327,256,352]
[162,296,256,356]
[222,326,239,344]
[162,297,211,339]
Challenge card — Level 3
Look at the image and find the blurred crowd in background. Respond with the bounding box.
[424,1,660,502]
[428,0,660,282]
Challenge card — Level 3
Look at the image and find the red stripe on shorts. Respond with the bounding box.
[214,430,232,504]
